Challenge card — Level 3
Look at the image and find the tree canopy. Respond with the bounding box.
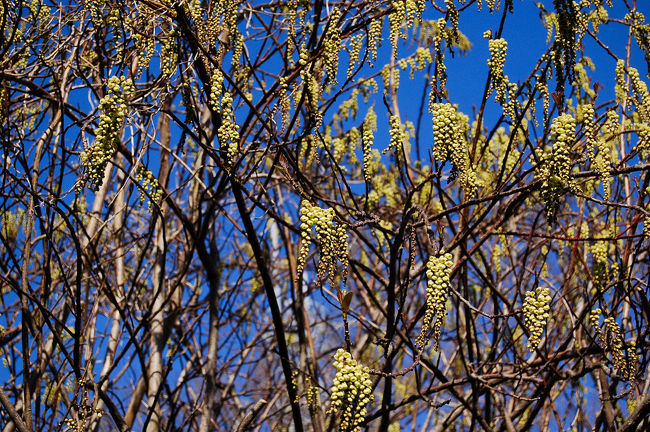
[1,0,650,431]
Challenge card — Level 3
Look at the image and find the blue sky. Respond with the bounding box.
[2,1,650,430]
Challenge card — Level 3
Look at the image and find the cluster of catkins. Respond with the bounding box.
[209,69,224,111]
[367,19,382,66]
[590,309,637,381]
[160,29,178,79]
[591,234,609,290]
[485,35,518,118]
[297,201,348,283]
[580,103,611,199]
[405,0,426,27]
[63,379,102,432]
[522,287,552,351]
[486,37,508,100]
[389,0,406,58]
[298,45,323,127]
[347,34,363,79]
[136,165,163,207]
[431,103,478,195]
[417,251,453,349]
[362,107,379,182]
[79,76,134,191]
[616,58,650,122]
[218,92,240,167]
[537,113,575,223]
[386,115,408,154]
[323,7,342,84]
[328,349,373,432]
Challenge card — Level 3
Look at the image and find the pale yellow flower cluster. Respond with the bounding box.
[297,201,348,284]
[347,34,363,79]
[323,7,342,85]
[136,165,163,207]
[362,107,379,182]
[367,18,383,67]
[217,92,240,168]
[328,349,374,432]
[79,76,134,191]
[537,113,575,222]
[591,309,637,381]
[523,287,551,351]
[487,38,507,98]
[417,252,453,350]
[386,115,408,154]
[431,103,478,195]
[209,69,224,111]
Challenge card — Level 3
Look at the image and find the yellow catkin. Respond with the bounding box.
[581,103,612,199]
[536,73,551,122]
[278,76,291,133]
[487,38,507,99]
[362,107,378,182]
[217,92,240,168]
[286,0,298,61]
[445,0,459,40]
[135,165,163,207]
[160,29,178,78]
[367,17,383,67]
[296,201,348,284]
[307,385,320,411]
[78,76,134,191]
[614,59,626,105]
[417,251,453,350]
[381,64,400,96]
[389,0,406,59]
[209,69,224,111]
[323,7,342,85]
[591,237,608,289]
[522,287,551,351]
[328,349,374,432]
[428,18,448,98]
[431,103,479,195]
[347,34,363,79]
[385,115,406,154]
[590,309,638,381]
[537,113,575,222]
[629,65,650,122]
[299,45,324,128]
[492,243,502,274]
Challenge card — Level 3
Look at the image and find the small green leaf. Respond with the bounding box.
[341,290,353,313]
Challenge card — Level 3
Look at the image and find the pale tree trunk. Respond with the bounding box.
[597,368,617,429]
[88,155,127,432]
[196,101,221,432]
[79,154,117,382]
[145,223,166,432]
[198,256,222,432]
[1,395,24,432]
[17,103,65,432]
[131,97,196,429]
[124,378,147,429]
[144,99,172,432]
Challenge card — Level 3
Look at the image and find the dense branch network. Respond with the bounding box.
[0,0,649,431]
